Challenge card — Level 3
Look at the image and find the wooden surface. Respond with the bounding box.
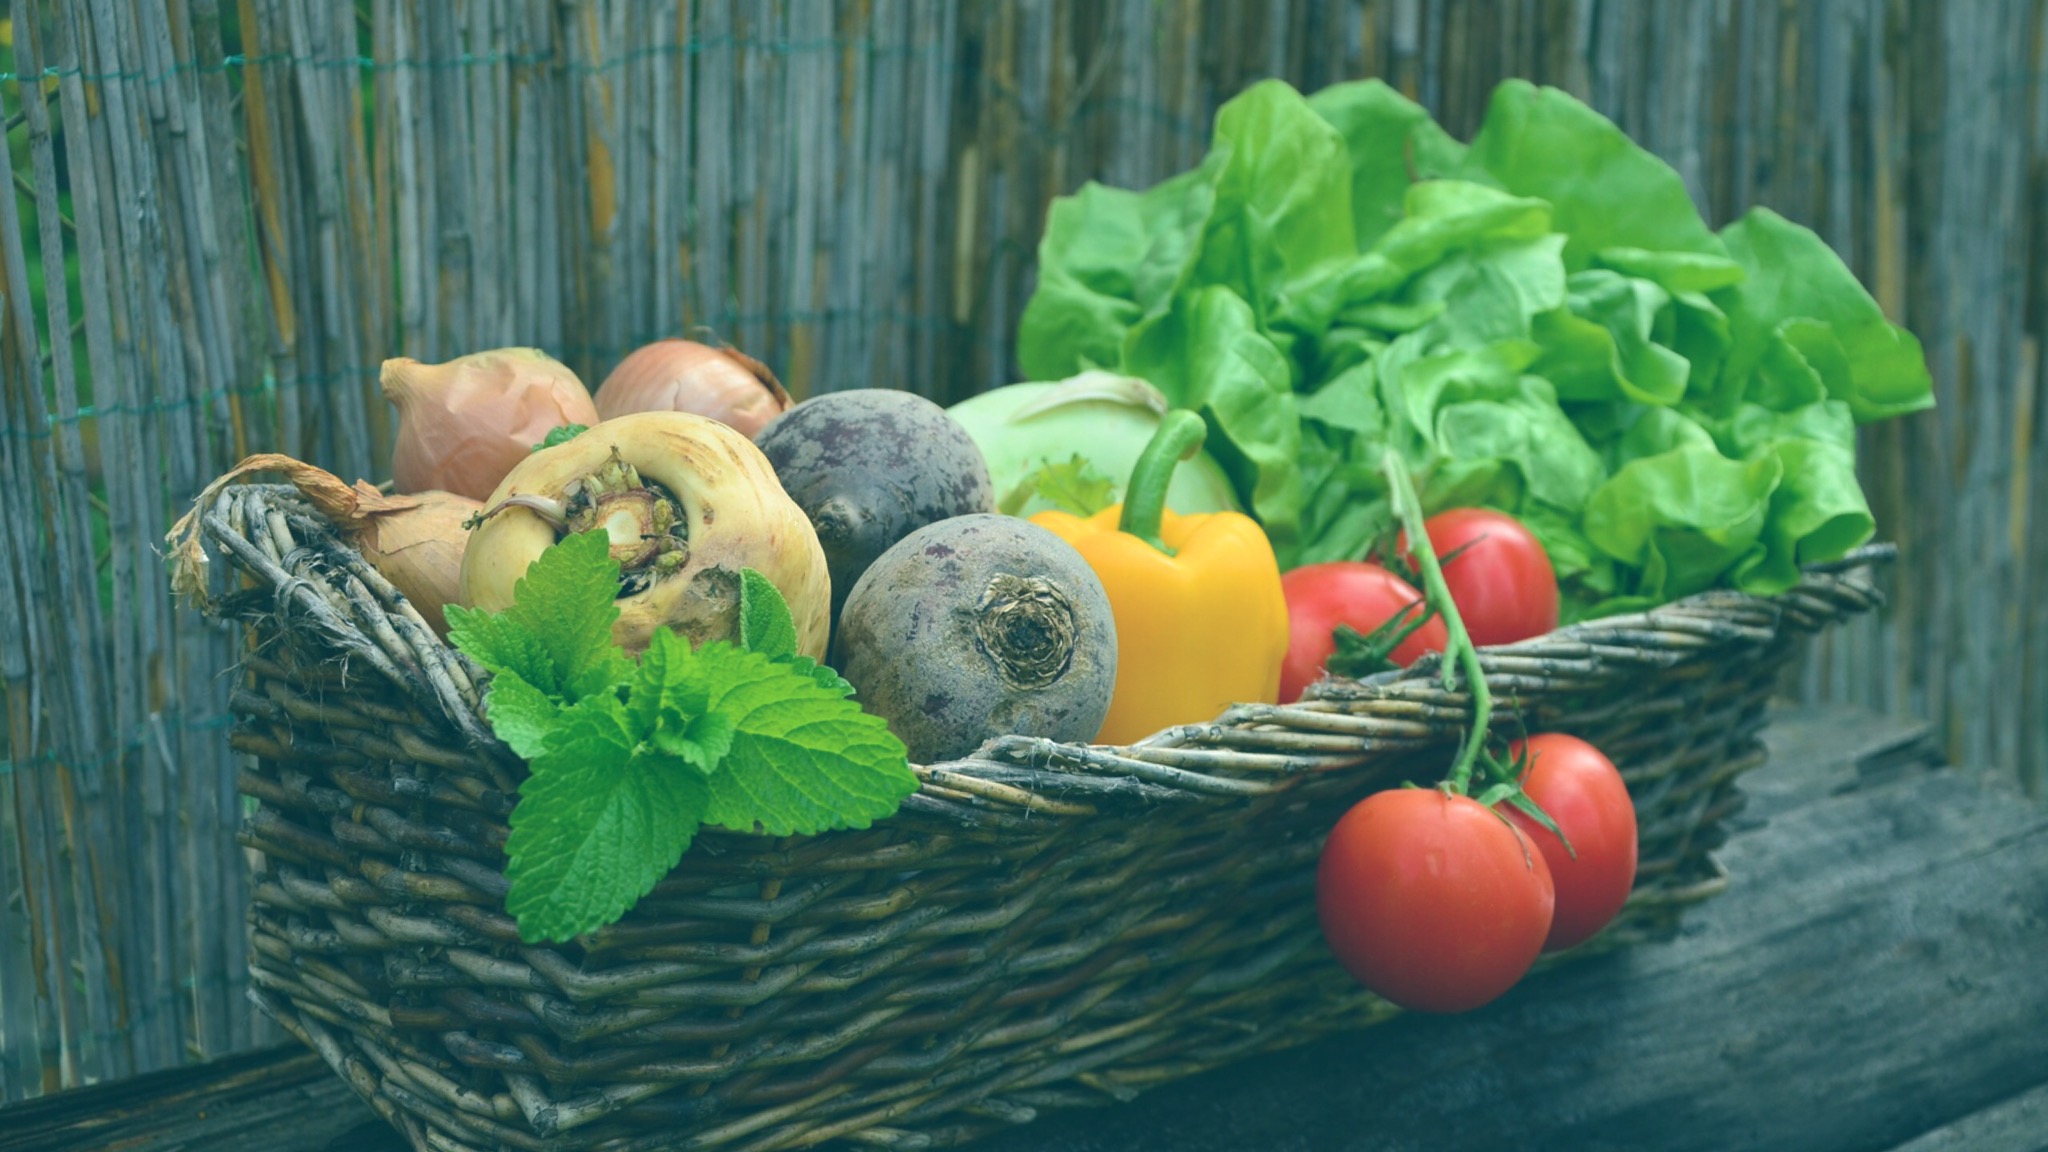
[3,703,2044,1152]
[6,0,2045,1100]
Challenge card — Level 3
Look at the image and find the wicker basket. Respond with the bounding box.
[190,480,1888,1152]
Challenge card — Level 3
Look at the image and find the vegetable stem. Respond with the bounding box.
[1119,410,1208,553]
[1380,450,1491,795]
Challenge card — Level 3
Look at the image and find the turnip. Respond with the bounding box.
[461,412,830,659]
[833,514,1116,763]
[753,389,995,623]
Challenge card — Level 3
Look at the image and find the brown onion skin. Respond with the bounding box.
[166,453,477,639]
[355,490,481,638]
[594,339,793,437]
[383,348,600,502]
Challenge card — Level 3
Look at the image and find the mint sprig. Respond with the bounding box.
[448,531,916,944]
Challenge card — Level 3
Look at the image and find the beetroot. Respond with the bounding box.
[754,389,994,623]
[833,514,1116,763]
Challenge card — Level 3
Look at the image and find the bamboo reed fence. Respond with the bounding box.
[0,0,2040,1108]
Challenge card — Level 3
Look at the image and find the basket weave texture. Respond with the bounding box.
[194,481,1888,1152]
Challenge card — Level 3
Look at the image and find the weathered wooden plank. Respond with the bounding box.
[1884,1080,2048,1152]
[3,10,119,1088]
[0,1047,366,1152]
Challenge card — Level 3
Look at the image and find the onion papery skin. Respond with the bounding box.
[167,453,478,639]
[383,348,600,502]
[594,340,793,437]
[355,490,481,638]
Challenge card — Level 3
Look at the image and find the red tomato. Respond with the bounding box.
[1397,508,1559,648]
[1278,562,1449,703]
[1316,788,1555,1013]
[1501,734,1638,952]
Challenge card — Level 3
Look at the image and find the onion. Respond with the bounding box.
[168,453,481,639]
[383,348,600,501]
[350,490,481,637]
[593,339,793,437]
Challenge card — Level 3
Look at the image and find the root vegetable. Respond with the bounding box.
[754,389,995,624]
[354,491,481,637]
[833,514,1116,763]
[383,348,600,501]
[461,411,830,659]
[594,339,793,436]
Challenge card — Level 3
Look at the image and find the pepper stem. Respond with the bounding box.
[1118,410,1207,553]
[1379,450,1491,796]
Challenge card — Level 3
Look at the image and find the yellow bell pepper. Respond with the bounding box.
[1031,410,1289,745]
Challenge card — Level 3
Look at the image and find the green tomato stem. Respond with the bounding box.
[1118,410,1208,553]
[1380,450,1491,796]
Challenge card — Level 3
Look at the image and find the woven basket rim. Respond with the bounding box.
[187,482,1892,813]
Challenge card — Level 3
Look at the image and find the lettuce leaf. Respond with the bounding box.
[1718,207,1936,423]
[1307,79,1473,248]
[1124,286,1305,554]
[1463,79,1727,270]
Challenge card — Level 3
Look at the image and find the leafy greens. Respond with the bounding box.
[1018,78,1933,616]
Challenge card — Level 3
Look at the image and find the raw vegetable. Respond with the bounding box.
[351,490,480,639]
[1311,450,1573,1011]
[1017,77,1933,617]
[594,339,793,436]
[1031,412,1288,744]
[1501,733,1638,952]
[946,371,1242,519]
[383,348,600,501]
[1315,787,1555,1013]
[166,453,478,638]
[1278,562,1445,702]
[446,531,914,943]
[754,389,996,624]
[461,411,830,660]
[833,514,1117,763]
[1397,508,1558,648]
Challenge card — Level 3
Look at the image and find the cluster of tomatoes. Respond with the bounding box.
[1282,509,1640,1014]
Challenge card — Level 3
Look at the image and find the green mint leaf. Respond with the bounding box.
[533,423,589,452]
[449,530,632,702]
[654,709,737,776]
[738,569,800,661]
[1014,454,1120,517]
[628,629,740,775]
[693,643,916,836]
[787,655,855,697]
[444,603,553,691]
[630,629,711,734]
[504,694,710,943]
[480,671,561,760]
